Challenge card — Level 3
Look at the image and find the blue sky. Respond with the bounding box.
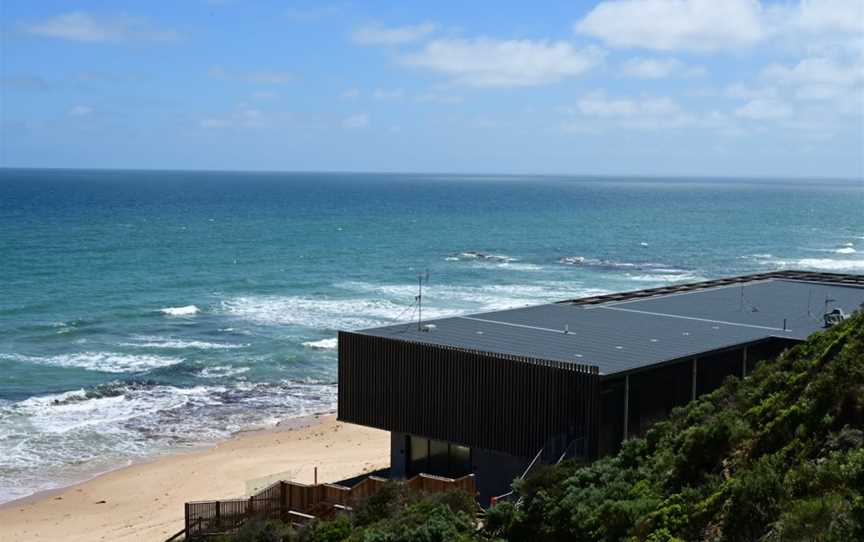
[1,0,862,177]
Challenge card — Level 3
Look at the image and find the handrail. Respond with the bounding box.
[491,445,545,505]
[184,472,477,539]
[490,433,587,507]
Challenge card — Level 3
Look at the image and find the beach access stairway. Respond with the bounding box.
[177,472,476,540]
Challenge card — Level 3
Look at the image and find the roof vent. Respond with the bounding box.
[823,308,847,328]
[421,323,437,332]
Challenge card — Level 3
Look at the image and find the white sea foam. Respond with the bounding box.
[0,379,338,503]
[199,366,251,378]
[835,247,856,254]
[0,352,182,373]
[623,272,705,283]
[120,336,247,350]
[469,261,544,272]
[303,338,338,350]
[221,296,411,329]
[447,251,515,263]
[160,305,200,316]
[764,258,864,271]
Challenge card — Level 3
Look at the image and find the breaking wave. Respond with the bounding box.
[765,258,864,271]
[0,379,337,503]
[119,336,247,350]
[303,338,338,350]
[160,305,200,316]
[445,251,515,263]
[0,352,183,373]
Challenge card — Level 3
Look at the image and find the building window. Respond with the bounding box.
[407,436,472,477]
[409,435,429,475]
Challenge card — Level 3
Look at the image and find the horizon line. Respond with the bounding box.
[0,165,862,183]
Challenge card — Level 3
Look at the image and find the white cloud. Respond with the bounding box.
[574,0,765,52]
[723,83,778,100]
[763,57,863,88]
[577,91,683,118]
[565,90,695,130]
[199,104,267,129]
[21,12,180,43]
[734,99,793,119]
[68,105,93,116]
[208,66,293,85]
[787,0,864,35]
[351,22,437,45]
[402,39,605,87]
[343,113,369,129]
[574,0,863,53]
[372,88,405,100]
[621,57,706,78]
[762,57,864,110]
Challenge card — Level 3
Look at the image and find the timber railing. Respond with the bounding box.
[181,472,476,540]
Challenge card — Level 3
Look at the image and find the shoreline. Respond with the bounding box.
[0,412,331,510]
[0,413,390,542]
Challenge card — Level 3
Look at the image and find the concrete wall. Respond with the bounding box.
[390,431,408,479]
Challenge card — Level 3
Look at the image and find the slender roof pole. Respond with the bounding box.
[691,358,698,401]
[623,375,630,442]
[417,273,422,331]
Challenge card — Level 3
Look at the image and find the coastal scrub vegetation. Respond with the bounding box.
[219,311,864,542]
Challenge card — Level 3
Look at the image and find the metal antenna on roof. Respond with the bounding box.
[824,295,836,315]
[739,286,744,311]
[417,269,429,331]
[807,289,813,318]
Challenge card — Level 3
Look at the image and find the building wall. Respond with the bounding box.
[389,431,530,506]
[338,331,600,458]
[598,338,800,456]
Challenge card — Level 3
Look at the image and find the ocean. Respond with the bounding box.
[1,169,862,503]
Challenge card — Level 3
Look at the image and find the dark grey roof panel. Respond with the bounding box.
[353,274,864,376]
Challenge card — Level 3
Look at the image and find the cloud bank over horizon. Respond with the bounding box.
[2,0,862,178]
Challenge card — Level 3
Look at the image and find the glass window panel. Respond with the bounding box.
[429,439,448,474]
[409,436,428,475]
[449,444,471,476]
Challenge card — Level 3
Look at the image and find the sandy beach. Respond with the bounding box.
[0,415,390,542]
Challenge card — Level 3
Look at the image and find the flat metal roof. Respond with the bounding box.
[353,271,864,376]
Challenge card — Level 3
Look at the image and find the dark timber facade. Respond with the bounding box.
[337,271,864,501]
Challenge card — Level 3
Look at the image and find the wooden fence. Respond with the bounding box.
[183,473,476,540]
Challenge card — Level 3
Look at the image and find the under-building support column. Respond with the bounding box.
[691,358,698,401]
[623,375,630,442]
[742,346,748,378]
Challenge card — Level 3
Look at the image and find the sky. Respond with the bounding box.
[1,0,862,178]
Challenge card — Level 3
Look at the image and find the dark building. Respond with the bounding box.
[337,271,864,502]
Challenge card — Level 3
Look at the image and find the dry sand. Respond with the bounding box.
[0,415,390,542]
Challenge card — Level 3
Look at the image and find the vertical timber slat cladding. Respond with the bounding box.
[338,331,600,458]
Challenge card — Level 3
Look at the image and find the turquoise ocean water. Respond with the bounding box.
[1,169,862,502]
